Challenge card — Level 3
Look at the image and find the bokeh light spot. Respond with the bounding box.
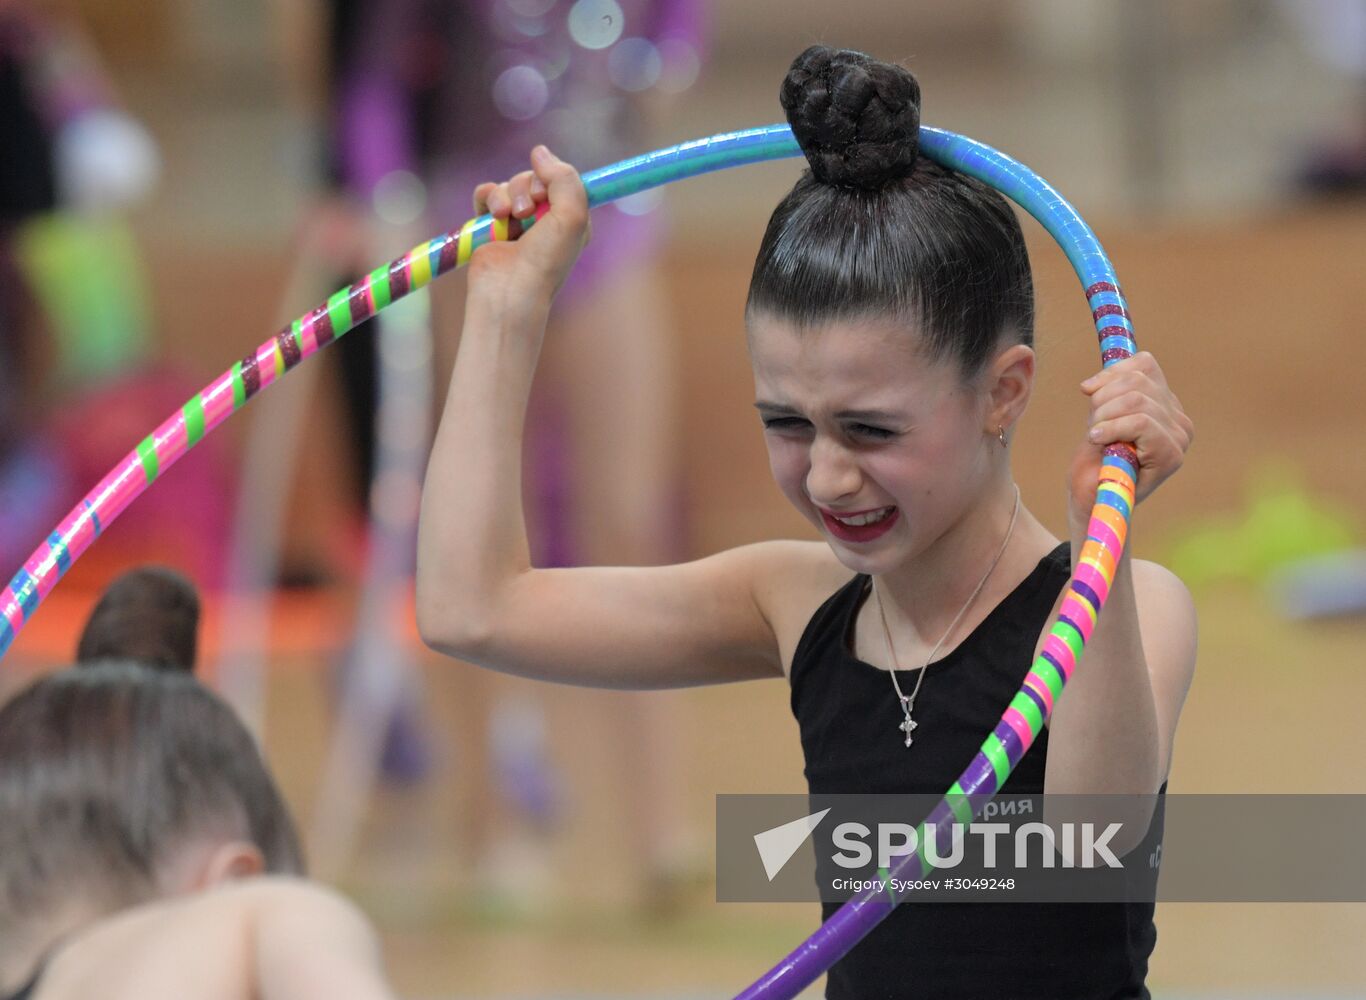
[567,0,624,50]
[608,37,662,92]
[656,38,700,93]
[372,170,426,226]
[492,64,551,121]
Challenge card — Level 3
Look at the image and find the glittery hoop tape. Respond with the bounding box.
[0,126,1138,1000]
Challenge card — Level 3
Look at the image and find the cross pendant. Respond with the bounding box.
[899,713,918,748]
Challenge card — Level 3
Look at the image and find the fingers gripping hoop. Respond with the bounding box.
[0,124,1139,997]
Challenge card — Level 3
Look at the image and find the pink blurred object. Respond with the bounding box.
[51,368,236,587]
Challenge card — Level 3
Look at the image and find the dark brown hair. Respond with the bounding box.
[747,46,1035,378]
[76,566,200,672]
[0,662,303,929]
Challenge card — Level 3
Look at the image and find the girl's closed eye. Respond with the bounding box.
[847,422,896,440]
[761,416,812,432]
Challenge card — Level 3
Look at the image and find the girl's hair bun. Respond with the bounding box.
[780,46,921,190]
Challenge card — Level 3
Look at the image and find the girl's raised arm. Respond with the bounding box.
[415,147,785,689]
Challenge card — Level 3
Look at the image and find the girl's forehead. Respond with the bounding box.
[747,314,949,396]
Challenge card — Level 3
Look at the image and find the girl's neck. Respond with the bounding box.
[873,482,1054,650]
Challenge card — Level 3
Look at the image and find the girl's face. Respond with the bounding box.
[747,313,996,576]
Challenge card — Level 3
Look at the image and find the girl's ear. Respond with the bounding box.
[983,343,1035,434]
[194,841,266,890]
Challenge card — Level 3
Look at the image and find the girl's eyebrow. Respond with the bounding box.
[754,401,904,422]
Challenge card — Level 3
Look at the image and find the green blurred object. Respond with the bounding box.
[14,212,151,388]
[1166,460,1359,588]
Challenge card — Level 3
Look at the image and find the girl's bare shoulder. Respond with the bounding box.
[37,889,255,1000]
[41,879,375,1000]
[743,540,855,678]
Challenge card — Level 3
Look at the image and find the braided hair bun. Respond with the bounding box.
[780,46,921,190]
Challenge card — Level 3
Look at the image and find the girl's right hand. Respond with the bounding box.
[468,145,591,311]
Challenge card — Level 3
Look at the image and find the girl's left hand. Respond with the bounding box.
[1067,351,1194,528]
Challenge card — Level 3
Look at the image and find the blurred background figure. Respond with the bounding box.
[0,0,233,590]
[268,0,708,908]
[1282,0,1366,193]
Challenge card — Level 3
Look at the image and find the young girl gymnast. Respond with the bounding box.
[416,45,1197,997]
[0,662,400,1000]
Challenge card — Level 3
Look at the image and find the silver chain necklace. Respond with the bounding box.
[873,485,1021,748]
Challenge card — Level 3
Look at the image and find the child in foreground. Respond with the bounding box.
[417,45,1198,998]
[0,662,400,1000]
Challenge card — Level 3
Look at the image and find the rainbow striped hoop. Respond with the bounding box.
[0,124,1138,998]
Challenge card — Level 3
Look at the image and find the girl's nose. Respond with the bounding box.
[805,439,862,507]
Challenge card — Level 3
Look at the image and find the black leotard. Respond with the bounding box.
[790,542,1162,999]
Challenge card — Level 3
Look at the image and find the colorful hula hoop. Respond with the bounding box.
[0,124,1139,998]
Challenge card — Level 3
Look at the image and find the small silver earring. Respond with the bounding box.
[997,425,1007,447]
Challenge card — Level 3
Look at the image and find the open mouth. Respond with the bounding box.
[819,505,900,543]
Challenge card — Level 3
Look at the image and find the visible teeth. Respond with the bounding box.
[834,507,894,527]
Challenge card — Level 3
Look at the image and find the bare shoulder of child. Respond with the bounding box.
[36,877,392,1000]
